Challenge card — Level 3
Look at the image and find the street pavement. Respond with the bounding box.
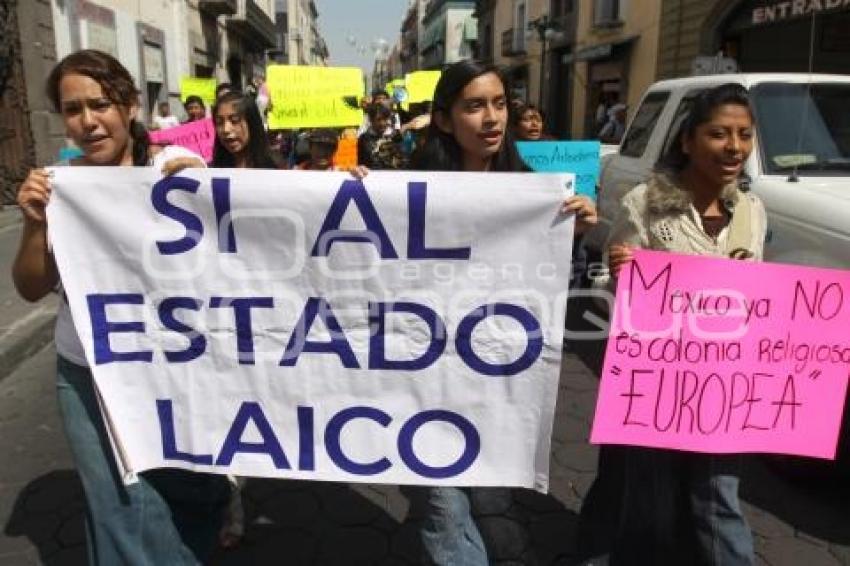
[0,338,848,565]
[0,207,58,381]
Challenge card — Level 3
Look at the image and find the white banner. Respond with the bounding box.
[48,168,574,491]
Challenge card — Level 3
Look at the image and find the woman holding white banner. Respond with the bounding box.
[372,59,596,566]
[12,49,230,565]
[580,84,767,565]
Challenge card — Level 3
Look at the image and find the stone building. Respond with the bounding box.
[657,0,850,78]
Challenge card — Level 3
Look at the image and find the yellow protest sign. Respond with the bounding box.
[179,77,217,105]
[405,70,441,104]
[267,65,364,129]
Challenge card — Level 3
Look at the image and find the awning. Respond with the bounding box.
[564,35,638,64]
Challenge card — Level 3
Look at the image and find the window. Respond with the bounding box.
[514,1,527,52]
[593,0,622,27]
[752,82,850,176]
[619,91,670,158]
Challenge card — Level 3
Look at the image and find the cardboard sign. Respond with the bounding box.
[590,249,850,459]
[333,137,358,169]
[267,65,364,129]
[179,77,217,106]
[517,141,600,198]
[148,118,215,163]
[47,168,576,489]
[405,70,441,104]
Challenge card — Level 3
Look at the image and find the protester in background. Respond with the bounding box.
[246,76,270,128]
[359,88,401,135]
[406,59,597,565]
[295,128,342,171]
[12,49,228,566]
[215,82,233,100]
[512,103,555,141]
[579,83,764,566]
[357,103,406,170]
[268,130,294,168]
[595,91,617,133]
[371,88,390,107]
[211,90,277,169]
[152,100,180,130]
[183,95,207,122]
[599,102,627,144]
[400,102,431,162]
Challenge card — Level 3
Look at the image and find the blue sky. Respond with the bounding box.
[318,0,409,73]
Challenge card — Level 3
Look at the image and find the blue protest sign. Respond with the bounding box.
[517,141,600,198]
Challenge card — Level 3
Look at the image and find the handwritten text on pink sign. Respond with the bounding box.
[590,250,850,459]
[149,118,215,163]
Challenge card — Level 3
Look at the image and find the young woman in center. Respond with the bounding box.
[359,59,597,565]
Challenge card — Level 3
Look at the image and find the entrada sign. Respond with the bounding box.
[752,0,850,26]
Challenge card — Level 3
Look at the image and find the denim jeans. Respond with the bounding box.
[579,446,754,565]
[688,454,754,565]
[409,486,488,566]
[56,356,230,565]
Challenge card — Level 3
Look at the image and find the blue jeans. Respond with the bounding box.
[579,447,754,565]
[56,356,229,565]
[410,486,488,565]
[689,454,754,565]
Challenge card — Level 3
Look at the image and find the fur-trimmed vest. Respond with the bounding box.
[607,173,767,260]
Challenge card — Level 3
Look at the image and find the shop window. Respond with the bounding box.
[593,0,622,28]
[619,91,670,158]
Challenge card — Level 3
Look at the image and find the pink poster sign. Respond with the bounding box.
[590,249,850,459]
[149,118,215,163]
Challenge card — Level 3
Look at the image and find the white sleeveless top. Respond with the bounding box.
[54,145,205,366]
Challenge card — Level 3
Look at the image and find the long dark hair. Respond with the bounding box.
[412,60,529,172]
[211,91,276,169]
[656,83,753,174]
[46,49,149,166]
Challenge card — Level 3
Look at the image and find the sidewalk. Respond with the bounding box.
[0,206,58,382]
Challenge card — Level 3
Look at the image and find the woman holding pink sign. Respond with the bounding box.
[579,83,767,565]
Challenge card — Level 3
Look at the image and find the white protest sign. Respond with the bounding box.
[47,169,574,491]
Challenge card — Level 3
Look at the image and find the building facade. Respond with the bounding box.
[658,0,850,78]
[1,0,328,203]
[1,0,56,203]
[475,0,576,137]
[569,0,663,139]
[400,0,429,74]
[270,0,328,66]
[420,0,478,70]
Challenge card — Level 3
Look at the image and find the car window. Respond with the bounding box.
[619,91,670,158]
[752,82,850,176]
[660,89,706,159]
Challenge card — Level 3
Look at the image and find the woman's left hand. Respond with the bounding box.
[561,195,598,235]
[161,156,205,176]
